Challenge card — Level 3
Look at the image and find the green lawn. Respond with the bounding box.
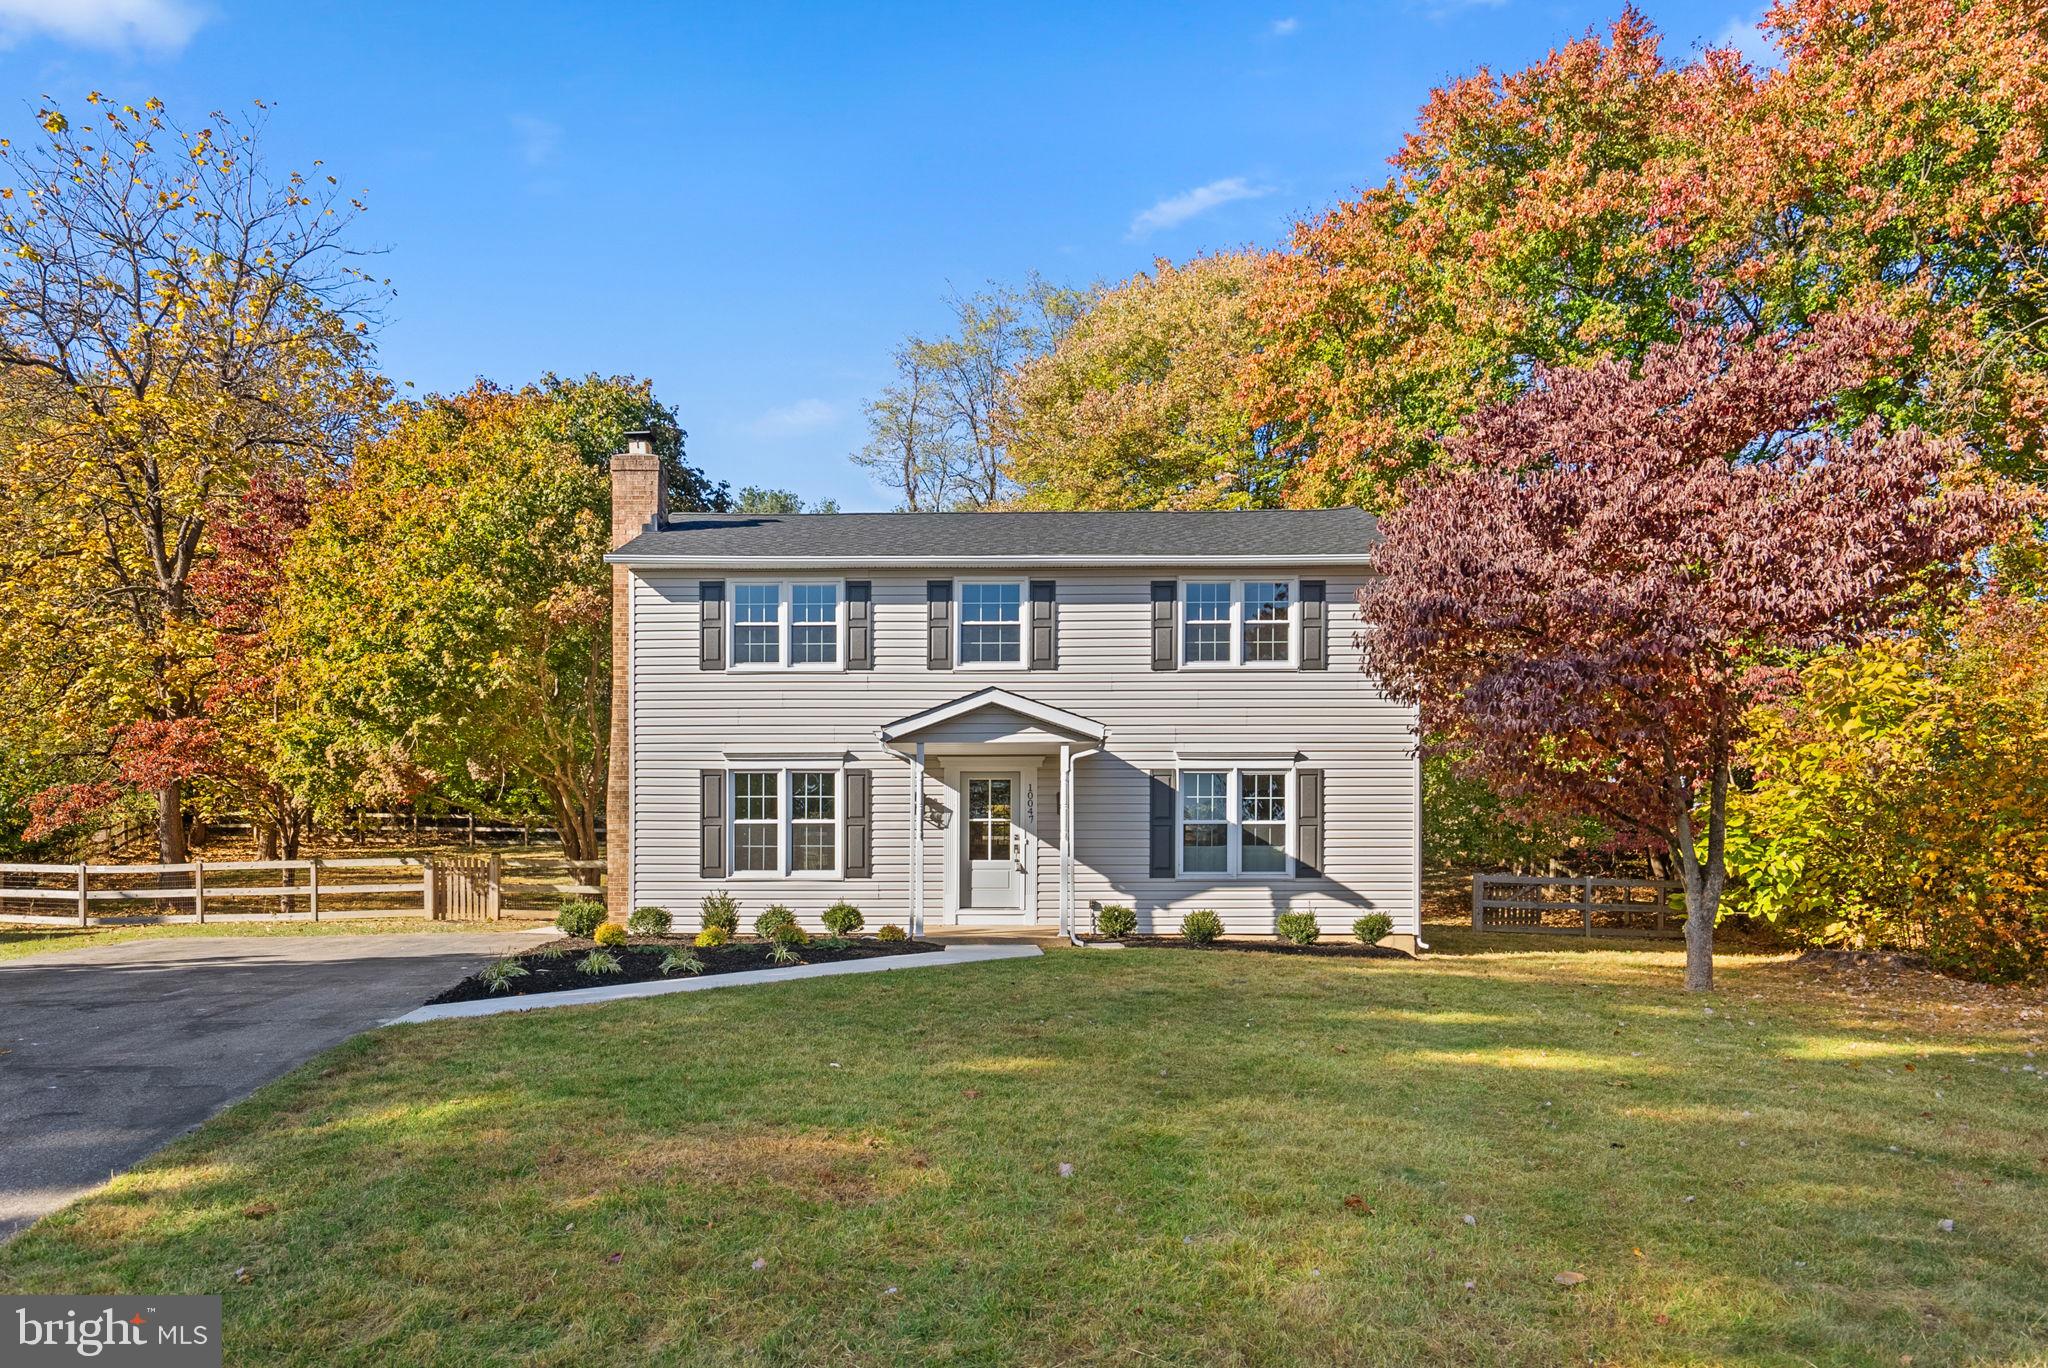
[3,934,2044,1366]
[0,916,549,963]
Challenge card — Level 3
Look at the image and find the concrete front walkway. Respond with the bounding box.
[0,931,533,1240]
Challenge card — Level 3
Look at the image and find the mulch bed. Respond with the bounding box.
[426,934,943,1004]
[1077,934,1412,960]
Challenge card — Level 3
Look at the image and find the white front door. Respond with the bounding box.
[962,773,1024,911]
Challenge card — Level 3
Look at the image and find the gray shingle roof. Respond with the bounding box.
[608,508,1380,564]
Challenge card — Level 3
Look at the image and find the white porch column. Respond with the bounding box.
[910,741,926,938]
[1059,742,1074,937]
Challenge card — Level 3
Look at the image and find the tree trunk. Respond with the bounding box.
[1671,758,1732,993]
[156,781,187,864]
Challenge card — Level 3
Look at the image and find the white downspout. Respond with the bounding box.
[1061,744,1100,946]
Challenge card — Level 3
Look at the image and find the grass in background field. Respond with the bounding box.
[2,933,2043,1365]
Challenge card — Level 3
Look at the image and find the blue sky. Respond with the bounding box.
[0,0,1767,509]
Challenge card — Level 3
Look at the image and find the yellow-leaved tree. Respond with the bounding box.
[0,96,387,861]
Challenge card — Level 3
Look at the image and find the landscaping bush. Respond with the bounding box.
[1181,909,1224,945]
[593,922,627,948]
[555,898,606,939]
[576,949,622,976]
[700,890,741,935]
[823,901,865,936]
[753,907,811,946]
[1097,904,1137,939]
[694,925,732,948]
[1352,913,1393,945]
[876,924,908,942]
[479,959,528,994]
[660,950,705,976]
[768,941,802,966]
[628,905,672,936]
[1275,911,1321,945]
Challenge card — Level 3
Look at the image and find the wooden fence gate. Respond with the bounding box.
[425,854,502,922]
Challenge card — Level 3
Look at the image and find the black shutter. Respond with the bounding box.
[1029,579,1057,669]
[699,769,726,878]
[1300,580,1327,671]
[1150,769,1176,877]
[699,581,726,671]
[846,581,873,670]
[1150,581,1176,671]
[927,579,953,670]
[1296,769,1324,878]
[844,770,871,878]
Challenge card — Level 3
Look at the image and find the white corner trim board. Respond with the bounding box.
[385,943,1044,1025]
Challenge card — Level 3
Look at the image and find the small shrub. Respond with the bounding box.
[694,924,732,948]
[576,949,622,976]
[700,890,741,934]
[1275,910,1321,945]
[628,905,672,936]
[755,906,809,944]
[532,943,571,961]
[875,924,908,942]
[1097,904,1138,939]
[768,941,801,966]
[555,898,607,939]
[479,959,529,994]
[592,922,628,948]
[823,901,865,936]
[1181,909,1224,945]
[1352,913,1394,945]
[660,949,705,976]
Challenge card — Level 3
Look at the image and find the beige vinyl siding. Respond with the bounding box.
[629,567,1418,937]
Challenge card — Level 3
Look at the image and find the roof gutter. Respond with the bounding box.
[604,553,1380,569]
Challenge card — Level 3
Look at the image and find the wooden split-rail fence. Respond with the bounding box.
[1471,873,1684,937]
[0,853,509,928]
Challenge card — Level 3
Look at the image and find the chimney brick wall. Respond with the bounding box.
[606,438,663,919]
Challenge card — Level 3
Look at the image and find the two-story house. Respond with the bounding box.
[603,434,1422,950]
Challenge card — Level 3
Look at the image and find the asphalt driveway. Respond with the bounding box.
[0,931,537,1239]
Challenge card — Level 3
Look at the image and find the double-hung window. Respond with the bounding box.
[1180,580,1296,667]
[959,581,1024,666]
[731,581,842,669]
[731,769,841,876]
[1178,769,1291,876]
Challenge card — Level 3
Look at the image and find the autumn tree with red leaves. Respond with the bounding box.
[1361,305,2030,991]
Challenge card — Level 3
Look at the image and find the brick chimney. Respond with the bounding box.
[609,429,664,549]
[606,430,663,918]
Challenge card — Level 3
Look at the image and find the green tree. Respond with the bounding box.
[280,376,713,863]
[1005,253,1291,509]
[734,487,839,514]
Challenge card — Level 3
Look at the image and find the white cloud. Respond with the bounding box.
[1127,176,1275,240]
[1715,10,1780,68]
[745,398,840,439]
[1270,16,1299,35]
[510,115,563,168]
[0,0,206,53]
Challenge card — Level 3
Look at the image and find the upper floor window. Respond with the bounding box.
[959,580,1024,666]
[731,581,841,669]
[1181,579,1295,667]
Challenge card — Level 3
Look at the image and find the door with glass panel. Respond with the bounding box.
[962,774,1024,910]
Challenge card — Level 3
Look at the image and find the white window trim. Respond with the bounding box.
[1176,577,1299,670]
[1174,766,1296,879]
[729,578,848,672]
[955,578,1029,671]
[728,767,844,879]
